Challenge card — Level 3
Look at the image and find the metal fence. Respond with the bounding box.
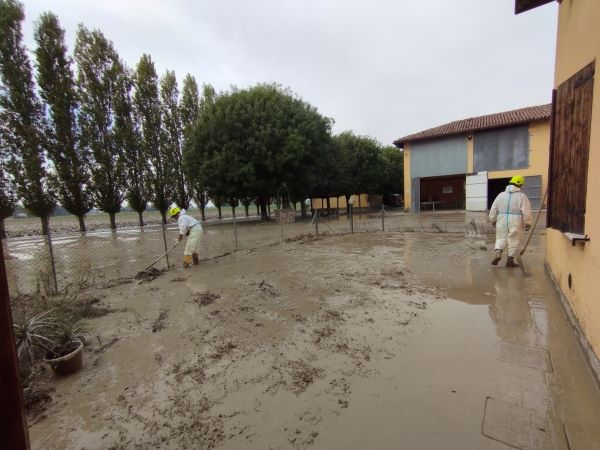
[3,207,538,297]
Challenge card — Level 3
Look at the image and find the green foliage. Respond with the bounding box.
[74,25,125,229]
[134,54,171,221]
[184,83,331,220]
[114,65,148,224]
[34,12,92,231]
[160,70,188,208]
[380,145,404,194]
[0,0,56,232]
[0,128,17,234]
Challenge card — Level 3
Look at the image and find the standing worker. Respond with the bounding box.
[489,175,532,267]
[169,207,203,268]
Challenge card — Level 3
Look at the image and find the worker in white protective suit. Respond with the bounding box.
[489,175,532,267]
[169,207,203,268]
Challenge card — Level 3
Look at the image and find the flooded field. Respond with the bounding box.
[25,225,599,450]
[4,210,504,296]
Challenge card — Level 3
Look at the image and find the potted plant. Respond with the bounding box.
[14,310,85,376]
[44,320,85,376]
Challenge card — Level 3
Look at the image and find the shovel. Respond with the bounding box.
[519,188,548,257]
[141,240,181,273]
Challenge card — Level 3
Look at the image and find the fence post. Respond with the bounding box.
[233,208,239,249]
[161,224,170,269]
[381,204,385,231]
[315,210,319,235]
[46,228,59,295]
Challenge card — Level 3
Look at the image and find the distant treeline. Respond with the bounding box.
[0,0,403,238]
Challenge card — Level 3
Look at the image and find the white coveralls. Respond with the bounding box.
[489,185,532,257]
[177,209,203,264]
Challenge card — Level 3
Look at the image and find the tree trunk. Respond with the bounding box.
[244,205,249,217]
[217,207,222,219]
[231,206,236,217]
[138,211,144,227]
[200,206,206,221]
[160,211,167,225]
[326,197,331,215]
[256,203,260,216]
[0,218,6,239]
[345,194,351,215]
[267,202,271,217]
[259,196,269,221]
[41,215,50,235]
[109,212,117,230]
[77,214,87,232]
[301,201,307,217]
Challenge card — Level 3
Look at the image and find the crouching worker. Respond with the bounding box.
[489,175,532,268]
[169,207,203,268]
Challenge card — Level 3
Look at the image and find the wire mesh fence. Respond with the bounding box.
[3,207,542,297]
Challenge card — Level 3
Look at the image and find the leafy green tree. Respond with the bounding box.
[185,84,331,221]
[75,25,125,230]
[134,54,170,223]
[380,145,404,197]
[183,81,212,221]
[160,70,188,209]
[35,12,92,232]
[332,131,384,211]
[114,66,148,226]
[0,130,17,238]
[240,196,253,217]
[0,0,55,234]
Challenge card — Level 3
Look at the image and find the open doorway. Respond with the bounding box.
[420,174,466,210]
[487,177,511,209]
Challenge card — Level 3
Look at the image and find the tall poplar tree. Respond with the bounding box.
[0,0,55,234]
[0,129,17,238]
[134,54,170,223]
[35,12,91,232]
[74,25,125,229]
[160,70,188,209]
[114,66,148,226]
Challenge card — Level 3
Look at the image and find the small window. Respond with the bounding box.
[442,186,453,194]
[547,61,595,234]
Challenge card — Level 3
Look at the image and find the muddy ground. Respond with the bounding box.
[27,232,600,450]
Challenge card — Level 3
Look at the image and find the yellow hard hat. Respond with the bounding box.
[168,206,181,217]
[509,175,525,187]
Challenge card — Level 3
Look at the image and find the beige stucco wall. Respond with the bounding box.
[311,194,370,210]
[546,0,600,359]
[403,143,412,211]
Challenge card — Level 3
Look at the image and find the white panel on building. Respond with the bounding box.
[466,172,488,211]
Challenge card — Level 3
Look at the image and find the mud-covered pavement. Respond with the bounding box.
[29,232,600,449]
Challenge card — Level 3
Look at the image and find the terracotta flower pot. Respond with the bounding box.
[45,340,84,376]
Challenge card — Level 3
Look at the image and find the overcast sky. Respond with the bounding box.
[21,0,558,146]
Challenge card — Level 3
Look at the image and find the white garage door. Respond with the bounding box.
[466,172,488,211]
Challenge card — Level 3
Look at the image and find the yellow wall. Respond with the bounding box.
[467,136,474,173]
[403,143,412,211]
[311,194,370,210]
[546,0,600,359]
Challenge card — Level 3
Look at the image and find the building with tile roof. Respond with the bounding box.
[394,104,551,212]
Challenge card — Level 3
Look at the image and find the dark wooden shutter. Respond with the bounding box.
[548,61,594,234]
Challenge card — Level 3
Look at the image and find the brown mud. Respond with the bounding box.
[27,232,600,449]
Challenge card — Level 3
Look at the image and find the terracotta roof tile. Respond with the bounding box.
[393,104,551,147]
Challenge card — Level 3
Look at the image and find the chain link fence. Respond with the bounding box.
[3,207,539,297]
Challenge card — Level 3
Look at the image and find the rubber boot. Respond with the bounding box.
[183,255,193,268]
[491,250,502,266]
[506,256,519,268]
[192,253,199,265]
